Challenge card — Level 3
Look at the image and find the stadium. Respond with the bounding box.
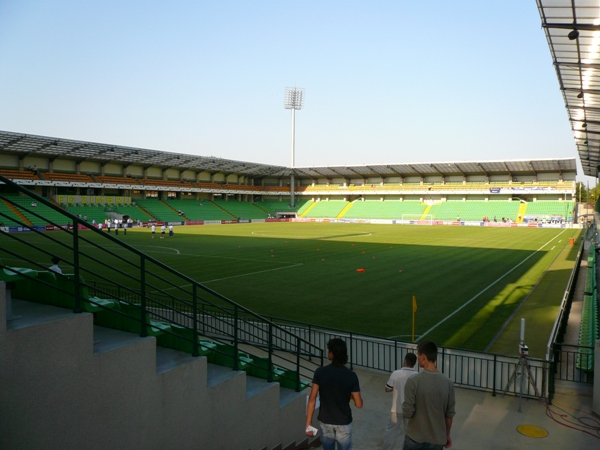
[1,2,600,450]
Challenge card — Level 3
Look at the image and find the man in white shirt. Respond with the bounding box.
[151,224,156,238]
[160,224,166,239]
[382,352,417,450]
[49,256,62,275]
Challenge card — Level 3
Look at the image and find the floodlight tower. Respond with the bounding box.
[284,87,304,208]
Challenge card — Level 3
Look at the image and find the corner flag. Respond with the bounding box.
[412,295,417,313]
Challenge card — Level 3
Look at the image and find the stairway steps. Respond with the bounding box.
[3,296,312,449]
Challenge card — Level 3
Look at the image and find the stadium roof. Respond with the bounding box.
[0,130,576,180]
[537,0,600,177]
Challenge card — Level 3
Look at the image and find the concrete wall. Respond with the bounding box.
[0,283,311,450]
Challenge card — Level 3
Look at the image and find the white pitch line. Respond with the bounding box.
[150,263,304,294]
[415,229,568,342]
[201,263,304,283]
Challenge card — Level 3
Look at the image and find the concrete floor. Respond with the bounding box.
[345,368,598,450]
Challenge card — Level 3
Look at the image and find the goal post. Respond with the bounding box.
[401,214,433,224]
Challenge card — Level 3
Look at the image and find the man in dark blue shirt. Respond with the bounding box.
[305,338,363,450]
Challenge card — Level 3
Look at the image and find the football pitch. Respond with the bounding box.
[3,222,581,356]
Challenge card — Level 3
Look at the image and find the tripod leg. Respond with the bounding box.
[503,359,523,396]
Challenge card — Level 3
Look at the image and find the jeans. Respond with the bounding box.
[320,422,353,450]
[403,435,443,450]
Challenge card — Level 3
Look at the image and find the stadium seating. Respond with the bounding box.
[156,323,217,356]
[141,178,194,188]
[577,250,598,372]
[0,199,25,226]
[302,200,349,218]
[523,201,573,221]
[43,172,94,183]
[163,199,233,221]
[1,194,66,226]
[208,342,254,373]
[97,175,140,185]
[12,271,120,313]
[342,200,427,219]
[0,169,39,180]
[428,201,520,221]
[64,205,109,224]
[260,199,311,216]
[136,198,184,222]
[211,199,268,219]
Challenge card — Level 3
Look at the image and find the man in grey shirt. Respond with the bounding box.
[402,341,455,449]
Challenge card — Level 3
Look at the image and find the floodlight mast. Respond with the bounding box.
[284,87,304,208]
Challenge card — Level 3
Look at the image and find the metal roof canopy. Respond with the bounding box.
[537,0,600,177]
[0,130,576,180]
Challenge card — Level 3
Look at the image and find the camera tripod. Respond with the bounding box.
[503,345,538,412]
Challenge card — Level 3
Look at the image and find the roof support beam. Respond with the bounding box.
[542,23,600,32]
[555,61,600,70]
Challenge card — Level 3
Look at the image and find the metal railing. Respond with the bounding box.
[0,174,323,390]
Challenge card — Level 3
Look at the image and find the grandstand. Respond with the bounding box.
[342,200,426,220]
[428,200,521,222]
[211,199,266,220]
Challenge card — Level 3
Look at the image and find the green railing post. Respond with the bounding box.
[492,354,497,397]
[72,222,82,313]
[308,324,313,361]
[233,305,239,371]
[441,346,445,374]
[140,255,148,337]
[349,332,353,370]
[295,335,302,392]
[192,284,199,357]
[267,322,273,383]
[548,344,556,405]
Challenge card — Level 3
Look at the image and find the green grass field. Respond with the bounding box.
[1,222,581,357]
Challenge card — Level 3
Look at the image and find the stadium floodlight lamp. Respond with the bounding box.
[284,87,305,112]
[284,87,305,208]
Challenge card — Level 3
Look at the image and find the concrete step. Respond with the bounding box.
[1,296,311,449]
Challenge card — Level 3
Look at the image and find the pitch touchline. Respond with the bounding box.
[415,230,568,342]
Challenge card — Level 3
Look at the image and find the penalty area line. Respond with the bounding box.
[415,229,568,343]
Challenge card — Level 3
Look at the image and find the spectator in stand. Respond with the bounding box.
[49,256,62,274]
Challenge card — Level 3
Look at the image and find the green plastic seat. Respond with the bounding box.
[209,342,253,372]
[277,368,311,391]
[57,274,120,313]
[156,323,217,357]
[12,270,55,305]
[117,301,171,336]
[248,356,285,382]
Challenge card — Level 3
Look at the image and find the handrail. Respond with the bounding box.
[545,235,585,359]
[0,174,323,390]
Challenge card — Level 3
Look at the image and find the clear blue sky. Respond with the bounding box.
[0,1,593,183]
